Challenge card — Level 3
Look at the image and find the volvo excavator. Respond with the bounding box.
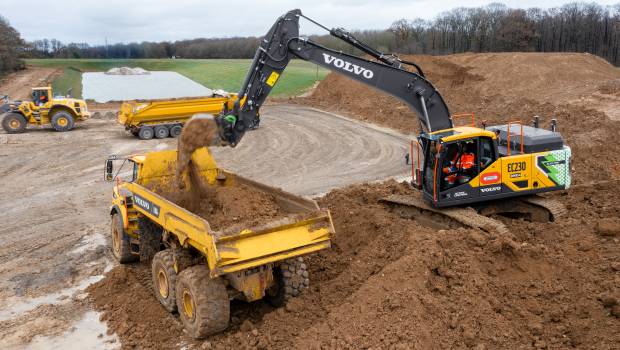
[209,9,571,234]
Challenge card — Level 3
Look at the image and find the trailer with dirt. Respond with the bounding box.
[117,93,245,139]
[104,148,333,338]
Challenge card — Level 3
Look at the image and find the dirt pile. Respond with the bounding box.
[88,179,619,349]
[157,179,287,232]
[105,67,150,75]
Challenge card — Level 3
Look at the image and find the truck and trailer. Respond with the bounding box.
[117,93,248,140]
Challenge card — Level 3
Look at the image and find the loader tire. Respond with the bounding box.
[138,126,154,140]
[152,250,178,312]
[50,111,75,132]
[265,257,309,307]
[176,265,229,338]
[2,113,27,133]
[154,125,169,139]
[169,124,182,138]
[111,213,137,264]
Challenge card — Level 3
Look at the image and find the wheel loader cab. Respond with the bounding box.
[31,87,50,106]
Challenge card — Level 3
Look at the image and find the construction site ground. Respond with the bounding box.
[0,52,619,349]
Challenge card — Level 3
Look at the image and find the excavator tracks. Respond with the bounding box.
[382,193,567,235]
[382,194,510,236]
[519,196,567,222]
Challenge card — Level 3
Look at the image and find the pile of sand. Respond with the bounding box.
[105,67,150,75]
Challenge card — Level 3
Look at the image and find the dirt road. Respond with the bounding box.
[0,66,60,99]
[0,105,409,348]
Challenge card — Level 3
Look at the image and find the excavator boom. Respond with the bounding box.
[217,9,452,147]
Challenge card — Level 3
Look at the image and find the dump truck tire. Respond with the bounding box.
[169,124,182,138]
[2,113,27,133]
[266,257,309,307]
[50,111,75,132]
[176,265,229,338]
[152,250,178,313]
[154,125,169,139]
[111,214,137,264]
[138,126,154,140]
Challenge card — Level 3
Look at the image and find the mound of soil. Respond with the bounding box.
[87,178,619,349]
[158,180,287,232]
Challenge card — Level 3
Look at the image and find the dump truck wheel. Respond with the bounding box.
[138,126,154,140]
[265,257,309,307]
[152,250,178,312]
[169,124,182,138]
[176,265,229,338]
[50,111,75,132]
[2,113,27,133]
[111,213,137,264]
[154,125,169,139]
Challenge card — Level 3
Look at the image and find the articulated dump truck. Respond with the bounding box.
[117,93,245,140]
[104,148,333,338]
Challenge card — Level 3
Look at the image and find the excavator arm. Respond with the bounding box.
[216,9,452,147]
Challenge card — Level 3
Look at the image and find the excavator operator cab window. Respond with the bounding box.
[440,139,478,191]
[480,137,496,170]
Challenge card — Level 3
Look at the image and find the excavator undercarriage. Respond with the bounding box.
[382,193,566,236]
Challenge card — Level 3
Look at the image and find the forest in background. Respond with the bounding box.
[1,2,619,78]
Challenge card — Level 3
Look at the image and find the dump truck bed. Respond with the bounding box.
[118,94,238,128]
[122,174,333,277]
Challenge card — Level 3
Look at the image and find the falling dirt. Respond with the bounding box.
[176,115,222,179]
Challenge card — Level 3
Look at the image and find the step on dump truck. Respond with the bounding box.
[104,148,333,337]
[117,92,250,140]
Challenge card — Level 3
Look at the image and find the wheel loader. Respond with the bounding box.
[104,148,333,338]
[1,86,90,133]
[202,9,571,230]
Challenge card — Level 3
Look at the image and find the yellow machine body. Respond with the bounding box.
[109,148,333,299]
[117,94,242,136]
[414,125,571,207]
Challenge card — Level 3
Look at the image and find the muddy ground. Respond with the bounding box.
[1,52,619,349]
[0,103,408,349]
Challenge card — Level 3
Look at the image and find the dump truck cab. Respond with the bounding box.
[1,86,90,133]
[414,122,571,207]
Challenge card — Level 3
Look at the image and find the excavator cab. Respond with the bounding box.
[418,127,500,207]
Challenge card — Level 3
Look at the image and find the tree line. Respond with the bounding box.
[0,16,25,76]
[1,2,619,77]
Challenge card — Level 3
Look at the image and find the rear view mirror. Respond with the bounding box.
[105,159,114,181]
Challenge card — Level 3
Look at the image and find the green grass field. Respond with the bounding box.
[26,59,329,98]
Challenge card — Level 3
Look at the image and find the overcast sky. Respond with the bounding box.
[0,0,618,44]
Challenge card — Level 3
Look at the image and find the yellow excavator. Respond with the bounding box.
[209,9,571,228]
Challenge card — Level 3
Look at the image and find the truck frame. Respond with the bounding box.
[105,148,333,337]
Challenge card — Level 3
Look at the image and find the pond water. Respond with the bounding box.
[82,71,213,102]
